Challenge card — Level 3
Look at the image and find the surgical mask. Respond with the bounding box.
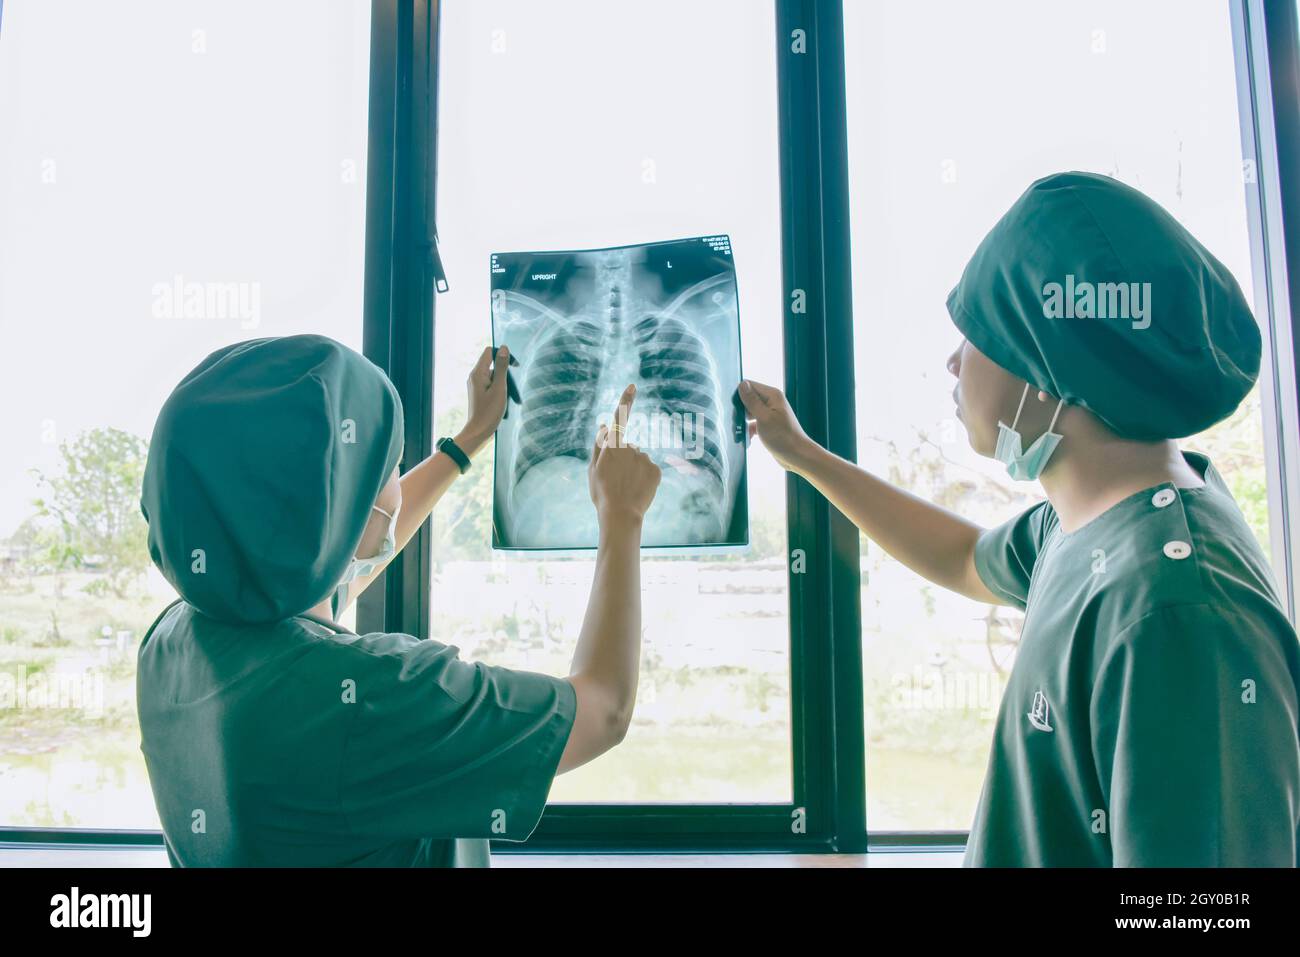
[334,503,399,611]
[994,383,1065,482]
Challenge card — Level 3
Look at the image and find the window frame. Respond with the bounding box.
[371,0,869,853]
[1232,0,1300,622]
[2,0,1297,856]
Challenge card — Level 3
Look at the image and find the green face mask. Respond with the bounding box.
[994,383,1065,482]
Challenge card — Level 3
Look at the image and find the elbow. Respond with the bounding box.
[598,685,635,748]
[570,672,636,754]
[605,698,634,747]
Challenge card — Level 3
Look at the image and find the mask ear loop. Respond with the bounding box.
[1011,383,1066,435]
[359,504,400,561]
[1008,382,1032,431]
[1045,395,1065,434]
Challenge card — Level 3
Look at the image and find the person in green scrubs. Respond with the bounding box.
[136,335,660,866]
[741,171,1300,866]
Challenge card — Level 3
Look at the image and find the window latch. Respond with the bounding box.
[418,228,449,294]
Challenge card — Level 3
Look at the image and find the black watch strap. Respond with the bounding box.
[436,436,472,474]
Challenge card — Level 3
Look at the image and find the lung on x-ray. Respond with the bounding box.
[490,235,748,551]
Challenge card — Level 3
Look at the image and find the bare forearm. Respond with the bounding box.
[341,427,487,610]
[791,443,997,602]
[556,518,644,774]
[391,427,486,549]
[569,518,643,714]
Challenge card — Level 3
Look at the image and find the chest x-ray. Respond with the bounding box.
[491,235,748,550]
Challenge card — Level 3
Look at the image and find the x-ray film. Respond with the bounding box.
[490,235,748,551]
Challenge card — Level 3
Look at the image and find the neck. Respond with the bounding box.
[1038,434,1203,533]
[305,597,334,623]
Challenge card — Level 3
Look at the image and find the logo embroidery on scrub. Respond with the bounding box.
[1027,689,1054,732]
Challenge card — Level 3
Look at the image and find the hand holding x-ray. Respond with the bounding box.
[460,344,515,454]
[737,379,816,473]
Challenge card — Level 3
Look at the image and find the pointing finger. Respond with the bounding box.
[610,384,636,446]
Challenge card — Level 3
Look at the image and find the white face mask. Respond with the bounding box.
[994,383,1065,482]
[334,503,400,610]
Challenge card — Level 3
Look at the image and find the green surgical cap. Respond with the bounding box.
[946,171,1260,440]
[141,335,404,625]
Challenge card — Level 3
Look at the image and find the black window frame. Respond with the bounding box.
[363,0,867,853]
[1233,0,1300,622]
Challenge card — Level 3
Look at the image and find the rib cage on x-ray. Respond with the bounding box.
[514,310,726,492]
[491,236,748,550]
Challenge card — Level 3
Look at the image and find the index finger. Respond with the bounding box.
[487,345,509,391]
[610,384,636,445]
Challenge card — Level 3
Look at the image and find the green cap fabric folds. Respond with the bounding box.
[946,171,1260,440]
[141,335,404,625]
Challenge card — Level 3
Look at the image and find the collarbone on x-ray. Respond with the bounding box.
[491,235,748,550]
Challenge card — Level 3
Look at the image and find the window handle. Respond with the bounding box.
[419,228,449,294]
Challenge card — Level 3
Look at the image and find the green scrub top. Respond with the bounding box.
[966,451,1300,866]
[136,602,576,867]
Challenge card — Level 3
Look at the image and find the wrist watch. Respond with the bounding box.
[436,436,472,474]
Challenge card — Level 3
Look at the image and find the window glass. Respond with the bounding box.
[843,0,1267,830]
[431,0,791,802]
[0,0,372,827]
